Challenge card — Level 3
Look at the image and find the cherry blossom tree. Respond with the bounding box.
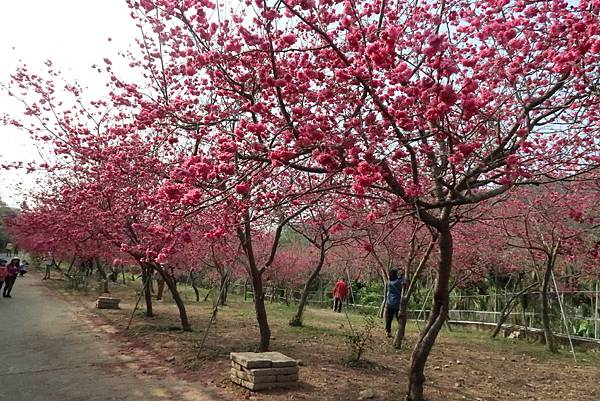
[498,183,599,352]
[126,0,599,397]
[3,0,598,399]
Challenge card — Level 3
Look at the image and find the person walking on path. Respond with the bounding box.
[332,278,349,313]
[3,257,20,298]
[385,268,405,337]
[5,242,14,258]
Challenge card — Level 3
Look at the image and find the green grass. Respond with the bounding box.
[42,271,600,367]
[444,326,600,365]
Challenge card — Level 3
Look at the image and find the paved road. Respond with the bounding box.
[0,270,222,401]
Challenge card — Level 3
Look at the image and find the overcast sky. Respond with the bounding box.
[0,0,139,207]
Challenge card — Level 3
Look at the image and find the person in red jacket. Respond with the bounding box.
[332,278,349,313]
[3,258,20,298]
[0,259,7,295]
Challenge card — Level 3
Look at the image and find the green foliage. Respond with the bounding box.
[343,311,378,364]
[0,197,17,250]
[278,226,307,245]
[572,319,594,338]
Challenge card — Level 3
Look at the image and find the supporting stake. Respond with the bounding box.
[126,273,151,330]
[595,282,599,340]
[551,270,576,363]
[196,280,229,358]
[416,287,432,330]
[345,267,355,306]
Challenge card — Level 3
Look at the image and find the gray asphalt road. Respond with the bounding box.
[0,268,222,401]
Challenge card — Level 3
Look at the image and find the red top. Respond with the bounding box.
[333,280,348,300]
[0,267,7,280]
[6,265,18,277]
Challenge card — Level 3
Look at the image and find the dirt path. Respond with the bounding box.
[0,272,224,401]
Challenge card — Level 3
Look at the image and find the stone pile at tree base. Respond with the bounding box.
[230,352,299,391]
[96,296,121,309]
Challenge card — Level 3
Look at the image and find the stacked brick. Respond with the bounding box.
[230,352,299,390]
[96,296,121,309]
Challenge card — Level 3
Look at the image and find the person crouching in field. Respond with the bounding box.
[3,258,20,298]
[0,259,7,295]
[332,278,349,313]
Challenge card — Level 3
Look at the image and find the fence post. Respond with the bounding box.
[319,278,324,305]
[595,282,599,340]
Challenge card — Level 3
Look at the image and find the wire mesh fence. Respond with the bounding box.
[228,282,600,340]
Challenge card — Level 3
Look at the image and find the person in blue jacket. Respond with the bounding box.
[385,268,404,338]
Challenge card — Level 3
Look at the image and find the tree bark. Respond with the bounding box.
[218,273,230,306]
[156,276,165,300]
[156,264,192,332]
[238,214,271,352]
[541,249,558,353]
[290,242,326,327]
[491,282,538,338]
[95,259,110,294]
[378,278,388,319]
[395,238,436,349]
[251,270,271,351]
[65,256,77,278]
[141,266,153,318]
[396,295,410,348]
[406,225,452,401]
[190,271,200,302]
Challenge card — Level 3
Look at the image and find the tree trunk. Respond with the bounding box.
[395,237,436,349]
[95,259,110,294]
[218,273,230,306]
[491,282,538,338]
[395,294,410,348]
[290,243,326,327]
[65,256,77,278]
[238,216,271,352]
[190,271,200,302]
[157,265,192,332]
[251,271,271,351]
[141,266,153,318]
[378,279,388,319]
[156,277,165,300]
[541,253,558,353]
[290,281,313,327]
[406,225,452,401]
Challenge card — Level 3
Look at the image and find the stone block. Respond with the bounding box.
[230,352,272,368]
[259,352,298,367]
[230,368,277,384]
[248,366,299,377]
[277,373,299,382]
[96,297,120,309]
[230,351,300,391]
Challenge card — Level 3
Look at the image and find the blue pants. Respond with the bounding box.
[385,305,399,334]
